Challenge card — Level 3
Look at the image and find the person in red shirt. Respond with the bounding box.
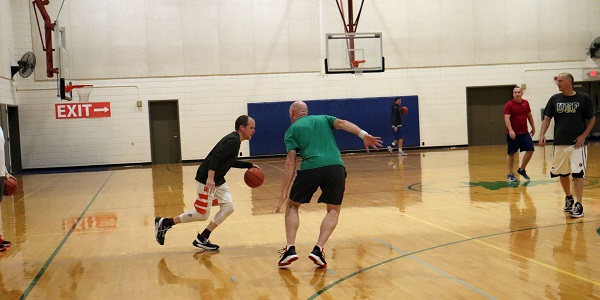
[504,86,536,182]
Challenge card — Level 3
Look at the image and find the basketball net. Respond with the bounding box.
[73,86,93,102]
[351,60,365,77]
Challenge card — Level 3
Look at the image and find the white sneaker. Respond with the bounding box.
[398,151,407,156]
[386,146,393,154]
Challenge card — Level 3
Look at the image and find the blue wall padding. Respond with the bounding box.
[248,96,420,156]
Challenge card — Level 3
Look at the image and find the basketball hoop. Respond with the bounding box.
[351,60,365,76]
[66,85,93,102]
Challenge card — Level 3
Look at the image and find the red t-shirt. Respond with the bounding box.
[503,99,531,134]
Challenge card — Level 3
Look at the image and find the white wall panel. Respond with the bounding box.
[182,0,220,75]
[287,0,320,72]
[253,0,290,73]
[407,0,442,67]
[218,0,255,74]
[145,0,184,76]
[473,0,506,64]
[506,0,539,63]
[440,0,474,66]
[109,0,149,78]
[567,0,589,60]
[71,0,111,79]
[537,0,570,61]
[373,0,409,68]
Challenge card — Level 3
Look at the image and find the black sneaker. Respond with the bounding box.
[563,196,574,212]
[517,168,530,180]
[278,246,299,267]
[569,202,584,218]
[154,217,172,245]
[308,246,327,268]
[192,237,220,250]
[0,235,10,248]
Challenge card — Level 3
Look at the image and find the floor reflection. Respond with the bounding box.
[158,251,232,298]
[508,182,537,282]
[546,221,591,299]
[152,164,185,217]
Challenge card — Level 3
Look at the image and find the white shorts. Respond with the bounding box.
[550,145,587,178]
[193,181,232,214]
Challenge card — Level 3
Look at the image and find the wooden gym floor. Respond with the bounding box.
[0,144,599,299]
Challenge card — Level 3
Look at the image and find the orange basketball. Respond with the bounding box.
[401,106,408,115]
[3,177,18,196]
[244,168,264,188]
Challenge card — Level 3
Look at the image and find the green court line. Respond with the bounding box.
[307,219,600,299]
[20,172,114,300]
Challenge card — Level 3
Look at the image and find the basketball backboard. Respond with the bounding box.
[325,32,384,74]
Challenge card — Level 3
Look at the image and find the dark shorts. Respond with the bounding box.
[506,133,534,154]
[393,126,404,140]
[289,165,346,205]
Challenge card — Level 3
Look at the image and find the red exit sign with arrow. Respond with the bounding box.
[55,102,112,119]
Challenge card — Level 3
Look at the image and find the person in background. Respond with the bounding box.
[386,98,407,156]
[504,86,535,182]
[539,73,595,218]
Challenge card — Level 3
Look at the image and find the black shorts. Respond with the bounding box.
[289,165,346,205]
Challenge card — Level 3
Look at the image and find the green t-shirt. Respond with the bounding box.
[284,115,345,170]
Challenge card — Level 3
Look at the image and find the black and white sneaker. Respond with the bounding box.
[517,168,530,180]
[154,217,172,245]
[278,246,298,267]
[563,196,574,212]
[309,246,327,268]
[569,202,584,218]
[0,235,10,248]
[192,237,220,250]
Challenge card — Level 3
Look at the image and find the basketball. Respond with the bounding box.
[401,106,408,115]
[244,168,264,188]
[3,177,18,196]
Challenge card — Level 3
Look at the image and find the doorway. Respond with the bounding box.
[466,85,515,146]
[573,81,600,136]
[148,100,182,164]
[7,106,22,173]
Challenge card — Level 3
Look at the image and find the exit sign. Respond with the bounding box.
[583,68,600,81]
[55,102,112,119]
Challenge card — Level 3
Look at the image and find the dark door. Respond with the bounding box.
[7,106,22,173]
[148,100,182,164]
[574,81,600,136]
[467,86,515,146]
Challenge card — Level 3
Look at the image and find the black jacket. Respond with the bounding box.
[391,104,403,126]
[195,132,253,186]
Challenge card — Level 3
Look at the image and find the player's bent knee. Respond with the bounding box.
[211,202,234,225]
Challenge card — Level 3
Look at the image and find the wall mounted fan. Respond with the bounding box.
[589,36,600,58]
[10,52,36,78]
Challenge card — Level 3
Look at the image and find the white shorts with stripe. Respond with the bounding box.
[550,145,587,177]
[193,181,232,215]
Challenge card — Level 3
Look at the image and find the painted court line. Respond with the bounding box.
[20,172,114,300]
[374,238,495,299]
[399,212,600,287]
[307,218,600,299]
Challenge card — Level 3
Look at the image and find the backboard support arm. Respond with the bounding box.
[32,0,57,78]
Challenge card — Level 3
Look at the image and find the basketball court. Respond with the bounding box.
[0,145,599,299]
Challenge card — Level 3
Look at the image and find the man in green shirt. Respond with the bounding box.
[276,100,382,268]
